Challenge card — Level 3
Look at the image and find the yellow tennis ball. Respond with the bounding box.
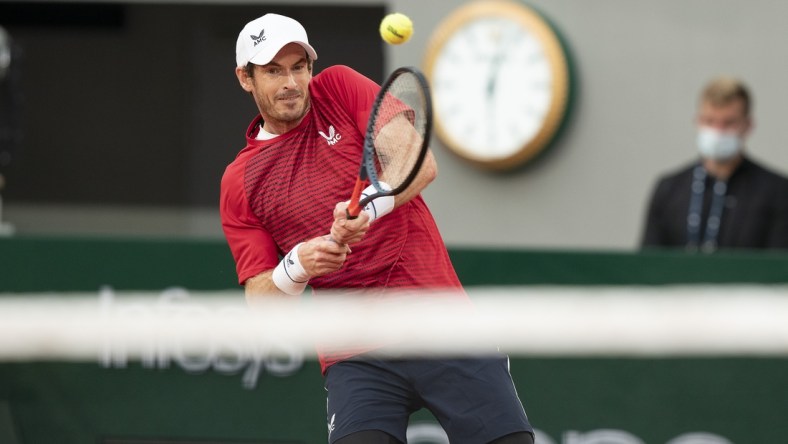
[380,13,413,45]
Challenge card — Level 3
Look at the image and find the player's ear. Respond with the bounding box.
[236,66,254,93]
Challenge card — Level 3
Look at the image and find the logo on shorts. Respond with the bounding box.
[250,29,266,46]
[327,413,336,438]
[319,125,342,145]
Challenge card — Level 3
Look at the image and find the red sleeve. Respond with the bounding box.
[313,65,380,135]
[315,66,414,140]
[220,158,279,285]
[373,96,415,138]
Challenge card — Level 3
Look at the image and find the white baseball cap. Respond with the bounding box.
[235,13,318,68]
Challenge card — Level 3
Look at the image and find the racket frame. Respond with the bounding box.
[346,66,433,219]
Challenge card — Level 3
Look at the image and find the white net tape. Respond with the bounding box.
[1,285,788,361]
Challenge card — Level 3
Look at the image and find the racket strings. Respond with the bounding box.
[370,72,429,191]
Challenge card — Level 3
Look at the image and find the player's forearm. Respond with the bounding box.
[244,270,289,305]
[245,238,350,303]
[394,149,437,208]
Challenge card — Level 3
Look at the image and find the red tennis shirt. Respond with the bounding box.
[220,65,464,371]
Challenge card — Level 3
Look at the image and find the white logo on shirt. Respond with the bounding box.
[318,125,342,145]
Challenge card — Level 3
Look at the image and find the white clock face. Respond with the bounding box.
[432,16,554,161]
[424,0,572,171]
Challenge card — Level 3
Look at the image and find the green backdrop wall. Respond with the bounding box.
[3,236,788,291]
[1,237,787,444]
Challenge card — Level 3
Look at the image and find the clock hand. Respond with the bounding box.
[486,51,504,148]
[487,54,500,99]
[486,26,514,102]
[486,28,514,147]
[487,50,503,99]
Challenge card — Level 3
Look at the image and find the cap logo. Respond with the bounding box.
[250,29,266,46]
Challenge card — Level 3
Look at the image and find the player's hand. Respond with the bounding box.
[298,235,351,277]
[331,201,370,245]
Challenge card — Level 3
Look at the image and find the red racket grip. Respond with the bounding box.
[346,177,365,220]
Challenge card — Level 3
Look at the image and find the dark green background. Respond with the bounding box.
[4,236,788,291]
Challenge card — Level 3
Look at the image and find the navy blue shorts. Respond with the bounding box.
[324,352,532,444]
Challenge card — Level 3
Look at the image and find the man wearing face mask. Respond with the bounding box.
[642,76,788,252]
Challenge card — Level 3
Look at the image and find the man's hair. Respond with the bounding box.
[700,76,752,116]
[244,55,313,79]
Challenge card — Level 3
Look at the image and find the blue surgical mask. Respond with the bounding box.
[697,127,741,161]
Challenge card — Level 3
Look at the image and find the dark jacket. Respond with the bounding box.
[642,156,788,250]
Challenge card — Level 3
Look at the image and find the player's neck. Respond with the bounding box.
[702,153,744,181]
[262,119,302,136]
[261,103,311,136]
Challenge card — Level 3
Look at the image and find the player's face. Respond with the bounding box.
[243,43,313,133]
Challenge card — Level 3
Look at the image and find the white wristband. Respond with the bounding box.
[271,243,309,295]
[360,182,394,223]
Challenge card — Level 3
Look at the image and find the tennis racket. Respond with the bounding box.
[345,66,433,219]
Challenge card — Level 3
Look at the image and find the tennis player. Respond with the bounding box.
[220,13,534,444]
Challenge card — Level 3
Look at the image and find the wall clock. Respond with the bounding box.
[424,0,573,170]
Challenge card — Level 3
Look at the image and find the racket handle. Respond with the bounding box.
[346,178,365,219]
